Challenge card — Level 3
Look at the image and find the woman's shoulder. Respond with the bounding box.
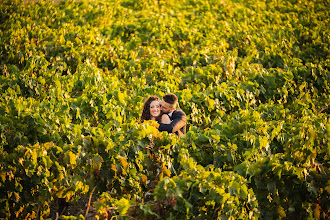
[160,113,171,124]
[161,114,170,121]
[161,114,170,119]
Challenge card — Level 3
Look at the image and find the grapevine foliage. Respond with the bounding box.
[0,0,329,219]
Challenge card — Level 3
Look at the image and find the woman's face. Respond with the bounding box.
[149,100,161,119]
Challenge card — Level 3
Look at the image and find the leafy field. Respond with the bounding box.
[0,0,329,219]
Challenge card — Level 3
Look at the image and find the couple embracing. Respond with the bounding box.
[140,94,187,137]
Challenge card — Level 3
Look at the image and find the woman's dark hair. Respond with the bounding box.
[140,95,162,123]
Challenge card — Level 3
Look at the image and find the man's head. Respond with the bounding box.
[160,93,178,114]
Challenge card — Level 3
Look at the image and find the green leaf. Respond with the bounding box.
[258,136,269,149]
[117,91,126,105]
[64,151,76,167]
[42,156,53,169]
[76,108,80,119]
[235,161,248,177]
[92,154,103,170]
[325,185,330,194]
[139,204,158,216]
[207,98,215,110]
[278,206,286,218]
[198,134,208,142]
[55,79,62,96]
[31,149,38,166]
[240,184,248,199]
[115,198,130,215]
[229,181,240,196]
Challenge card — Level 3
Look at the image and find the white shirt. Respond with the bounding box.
[168,110,175,118]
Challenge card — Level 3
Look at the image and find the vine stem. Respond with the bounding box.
[85,186,96,218]
[318,106,328,114]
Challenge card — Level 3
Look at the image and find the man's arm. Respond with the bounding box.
[158,110,186,133]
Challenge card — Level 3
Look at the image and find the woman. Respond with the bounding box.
[140,95,171,124]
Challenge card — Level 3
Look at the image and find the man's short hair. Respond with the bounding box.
[163,94,178,106]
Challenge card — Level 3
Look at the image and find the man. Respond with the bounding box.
[158,94,187,137]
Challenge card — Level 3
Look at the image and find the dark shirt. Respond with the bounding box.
[158,109,187,137]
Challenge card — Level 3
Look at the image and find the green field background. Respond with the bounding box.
[0,0,329,219]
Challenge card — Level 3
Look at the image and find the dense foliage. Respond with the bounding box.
[0,0,329,219]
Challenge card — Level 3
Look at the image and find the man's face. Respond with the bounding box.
[160,100,173,114]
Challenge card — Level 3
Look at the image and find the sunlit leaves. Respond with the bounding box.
[0,0,329,219]
[153,159,259,219]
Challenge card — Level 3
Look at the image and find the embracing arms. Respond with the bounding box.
[158,110,187,134]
